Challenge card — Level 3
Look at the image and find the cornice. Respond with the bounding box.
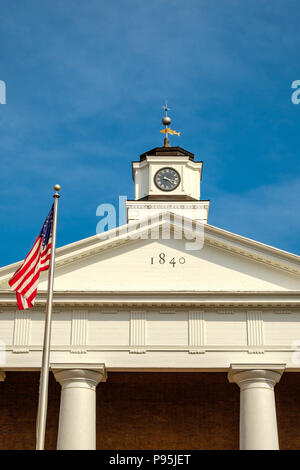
[1,290,300,307]
[205,224,300,264]
[204,226,300,275]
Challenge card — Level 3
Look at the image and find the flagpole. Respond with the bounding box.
[36,184,61,450]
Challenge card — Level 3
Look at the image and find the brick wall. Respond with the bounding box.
[96,372,239,450]
[0,371,298,450]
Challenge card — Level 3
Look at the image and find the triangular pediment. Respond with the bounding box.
[1,214,299,294]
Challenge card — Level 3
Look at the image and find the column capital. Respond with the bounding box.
[53,364,106,390]
[0,371,6,382]
[228,363,285,389]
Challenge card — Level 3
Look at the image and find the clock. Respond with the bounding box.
[154,167,181,192]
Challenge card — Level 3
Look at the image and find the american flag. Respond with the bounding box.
[9,205,54,310]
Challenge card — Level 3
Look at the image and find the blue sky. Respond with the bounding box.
[0,0,300,266]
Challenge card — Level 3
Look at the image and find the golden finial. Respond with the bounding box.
[53,184,61,198]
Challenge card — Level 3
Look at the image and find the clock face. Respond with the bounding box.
[154,167,181,192]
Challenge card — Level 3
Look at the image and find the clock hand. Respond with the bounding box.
[163,176,174,183]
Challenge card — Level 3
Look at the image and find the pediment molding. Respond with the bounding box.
[204,234,300,275]
[1,215,299,286]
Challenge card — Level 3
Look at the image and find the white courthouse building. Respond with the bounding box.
[0,139,300,450]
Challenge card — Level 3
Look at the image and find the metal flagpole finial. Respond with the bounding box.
[53,184,61,198]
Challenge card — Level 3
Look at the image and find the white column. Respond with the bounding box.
[54,368,105,450]
[228,365,285,450]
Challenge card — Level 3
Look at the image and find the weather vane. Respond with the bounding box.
[162,102,171,115]
[160,101,180,147]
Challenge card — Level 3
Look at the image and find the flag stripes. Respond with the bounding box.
[9,204,54,310]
